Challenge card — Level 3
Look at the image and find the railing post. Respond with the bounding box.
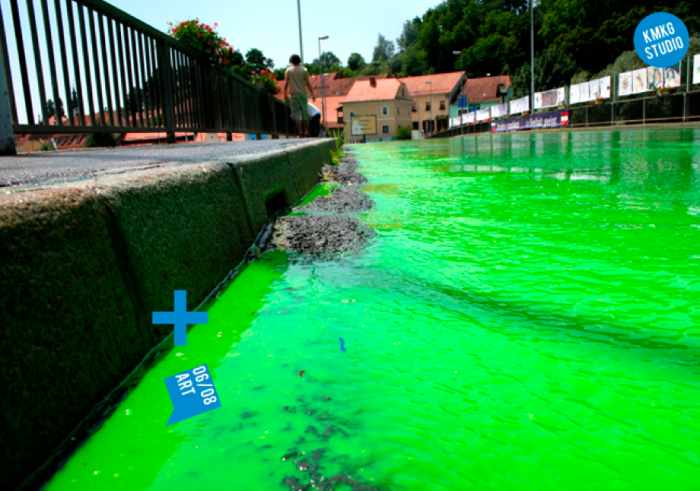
[0,44,15,155]
[643,98,646,125]
[156,39,176,144]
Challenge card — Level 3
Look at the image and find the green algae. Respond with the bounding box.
[45,129,700,491]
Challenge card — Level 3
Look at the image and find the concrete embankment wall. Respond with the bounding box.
[0,139,335,489]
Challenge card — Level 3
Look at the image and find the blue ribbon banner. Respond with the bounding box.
[164,364,221,425]
[491,110,570,133]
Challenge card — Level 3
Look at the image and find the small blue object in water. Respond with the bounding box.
[152,290,208,346]
[165,364,221,425]
[339,337,346,352]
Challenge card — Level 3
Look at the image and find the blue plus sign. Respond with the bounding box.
[152,290,208,346]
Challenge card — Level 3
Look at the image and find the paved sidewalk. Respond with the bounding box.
[0,138,321,188]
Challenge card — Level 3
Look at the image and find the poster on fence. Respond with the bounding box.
[509,96,529,115]
[665,62,682,88]
[467,111,476,124]
[580,82,590,102]
[619,72,633,96]
[490,103,508,119]
[570,84,580,104]
[491,110,569,132]
[589,80,600,101]
[632,68,648,94]
[600,76,611,99]
[695,55,700,85]
[537,88,563,109]
[476,108,491,122]
[647,66,664,90]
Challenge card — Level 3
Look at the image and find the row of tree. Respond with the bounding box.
[272,0,700,96]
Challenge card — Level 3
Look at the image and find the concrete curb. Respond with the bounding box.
[0,138,336,489]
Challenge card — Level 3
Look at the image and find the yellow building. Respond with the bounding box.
[400,72,466,134]
[341,78,414,143]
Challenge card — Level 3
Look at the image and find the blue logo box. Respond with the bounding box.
[164,364,221,425]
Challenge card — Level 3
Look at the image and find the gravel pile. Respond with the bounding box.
[271,215,376,256]
[321,157,366,186]
[298,186,374,213]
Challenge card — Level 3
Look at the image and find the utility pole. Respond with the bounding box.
[297,0,304,64]
[318,36,329,129]
[530,0,535,111]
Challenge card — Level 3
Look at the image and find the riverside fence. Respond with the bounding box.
[0,0,294,154]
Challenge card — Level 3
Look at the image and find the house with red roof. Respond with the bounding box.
[400,71,466,133]
[455,75,511,116]
[341,77,414,143]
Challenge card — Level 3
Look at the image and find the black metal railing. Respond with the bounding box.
[0,0,292,144]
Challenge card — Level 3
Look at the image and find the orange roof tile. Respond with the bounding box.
[462,75,511,104]
[401,71,465,96]
[342,78,409,104]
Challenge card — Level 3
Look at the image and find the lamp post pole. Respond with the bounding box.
[297,0,304,63]
[318,36,329,132]
[426,81,432,134]
[530,0,535,111]
[453,50,465,136]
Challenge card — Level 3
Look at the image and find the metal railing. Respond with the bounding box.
[0,0,293,152]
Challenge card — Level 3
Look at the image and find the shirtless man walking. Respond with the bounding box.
[284,54,316,138]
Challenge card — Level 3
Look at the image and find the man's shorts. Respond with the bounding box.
[290,93,309,121]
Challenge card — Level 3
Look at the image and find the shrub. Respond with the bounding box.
[397,125,412,140]
[168,20,241,70]
[250,69,279,96]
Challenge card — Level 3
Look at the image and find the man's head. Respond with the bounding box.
[289,54,301,66]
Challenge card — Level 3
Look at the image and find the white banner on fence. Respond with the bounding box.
[466,111,476,124]
[490,102,508,119]
[580,82,590,102]
[632,68,648,94]
[647,66,664,90]
[665,62,682,88]
[589,80,600,101]
[476,108,491,122]
[600,76,611,99]
[535,88,565,109]
[570,85,580,104]
[619,71,633,96]
[449,116,461,128]
[509,96,529,115]
[693,54,700,85]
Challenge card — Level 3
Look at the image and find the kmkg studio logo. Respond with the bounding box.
[634,12,689,68]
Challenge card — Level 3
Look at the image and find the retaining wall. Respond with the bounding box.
[0,139,335,489]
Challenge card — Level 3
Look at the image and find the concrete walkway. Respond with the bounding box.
[0,138,320,188]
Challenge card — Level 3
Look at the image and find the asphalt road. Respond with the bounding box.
[0,138,319,188]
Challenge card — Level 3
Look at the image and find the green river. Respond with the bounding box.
[46,129,700,490]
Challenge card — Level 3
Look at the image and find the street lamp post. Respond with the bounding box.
[297,0,304,63]
[453,50,465,136]
[530,0,535,111]
[318,36,329,132]
[426,80,433,134]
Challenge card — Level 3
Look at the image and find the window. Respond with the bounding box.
[412,121,419,130]
[412,105,417,112]
[440,101,446,110]
[382,125,390,134]
[397,106,401,115]
[382,106,389,115]
[338,116,344,124]
[350,111,356,117]
[425,102,431,111]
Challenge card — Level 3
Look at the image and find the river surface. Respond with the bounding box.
[46,129,700,490]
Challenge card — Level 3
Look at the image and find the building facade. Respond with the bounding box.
[401,72,466,134]
[342,78,414,143]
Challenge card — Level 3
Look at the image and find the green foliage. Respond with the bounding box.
[168,20,242,70]
[85,118,120,148]
[313,52,342,69]
[396,125,413,140]
[37,142,54,152]
[330,132,345,165]
[347,53,366,71]
[250,69,279,96]
[372,34,395,63]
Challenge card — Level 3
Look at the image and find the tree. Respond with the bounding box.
[397,17,422,51]
[244,48,274,74]
[313,51,342,69]
[372,34,395,63]
[46,98,65,119]
[347,52,366,71]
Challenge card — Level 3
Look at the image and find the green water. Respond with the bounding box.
[46,129,700,490]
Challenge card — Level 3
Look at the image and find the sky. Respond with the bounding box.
[109,0,444,69]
